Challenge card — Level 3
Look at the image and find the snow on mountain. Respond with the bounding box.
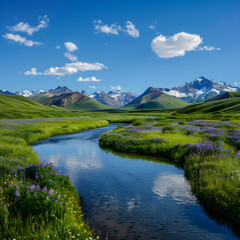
[0,90,14,95]
[84,90,138,106]
[15,89,44,97]
[161,76,240,103]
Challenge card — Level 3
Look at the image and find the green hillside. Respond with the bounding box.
[0,94,79,119]
[176,97,240,114]
[206,91,240,101]
[41,92,111,111]
[123,88,189,110]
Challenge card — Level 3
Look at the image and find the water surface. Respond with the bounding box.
[33,124,236,240]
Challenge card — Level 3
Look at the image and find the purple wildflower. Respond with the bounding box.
[42,186,47,192]
[15,190,20,197]
[48,188,53,196]
[29,185,35,192]
[46,195,49,200]
[57,194,61,199]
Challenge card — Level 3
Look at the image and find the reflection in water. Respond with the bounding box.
[152,174,196,205]
[34,124,237,240]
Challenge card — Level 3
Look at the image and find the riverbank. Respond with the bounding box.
[99,120,240,232]
[0,117,108,239]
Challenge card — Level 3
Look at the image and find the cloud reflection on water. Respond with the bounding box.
[152,174,196,205]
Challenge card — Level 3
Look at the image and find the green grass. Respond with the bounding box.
[176,97,240,114]
[122,91,189,110]
[99,121,240,228]
[0,94,84,119]
[0,118,108,239]
[66,98,112,111]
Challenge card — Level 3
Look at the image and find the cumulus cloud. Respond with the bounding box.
[125,21,139,38]
[56,45,60,49]
[8,15,49,35]
[111,85,122,91]
[151,32,202,58]
[3,33,42,47]
[94,20,121,35]
[24,68,42,75]
[199,45,221,51]
[233,82,238,86]
[89,85,96,89]
[77,76,101,82]
[24,61,107,76]
[64,42,78,52]
[64,52,78,62]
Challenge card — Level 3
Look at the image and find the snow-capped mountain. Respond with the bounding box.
[15,89,44,97]
[160,76,240,103]
[0,90,14,95]
[82,90,139,107]
[108,91,139,106]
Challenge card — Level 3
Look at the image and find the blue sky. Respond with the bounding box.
[0,0,239,94]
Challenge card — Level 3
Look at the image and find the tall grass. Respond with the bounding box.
[0,118,108,239]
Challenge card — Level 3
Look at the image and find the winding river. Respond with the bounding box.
[33,123,236,240]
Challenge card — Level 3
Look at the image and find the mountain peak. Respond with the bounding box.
[142,87,161,96]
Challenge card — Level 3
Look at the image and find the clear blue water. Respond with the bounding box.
[33,124,236,240]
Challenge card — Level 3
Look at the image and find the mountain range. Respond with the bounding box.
[1,76,239,108]
[159,76,240,103]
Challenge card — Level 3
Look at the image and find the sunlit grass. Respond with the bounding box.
[0,118,108,239]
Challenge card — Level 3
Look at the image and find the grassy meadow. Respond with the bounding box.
[0,117,108,239]
[1,94,240,238]
[99,118,240,229]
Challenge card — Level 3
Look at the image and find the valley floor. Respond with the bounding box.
[0,113,240,238]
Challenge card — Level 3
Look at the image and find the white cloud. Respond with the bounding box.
[199,45,221,51]
[125,21,139,38]
[56,45,60,49]
[149,25,156,30]
[24,68,42,75]
[151,32,202,58]
[8,15,49,35]
[3,33,42,47]
[94,20,139,38]
[89,85,96,89]
[111,85,122,91]
[164,90,188,98]
[94,20,121,35]
[64,52,78,62]
[77,76,101,82]
[64,42,78,52]
[24,61,107,76]
[233,82,238,86]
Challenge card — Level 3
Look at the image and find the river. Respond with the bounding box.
[33,123,236,240]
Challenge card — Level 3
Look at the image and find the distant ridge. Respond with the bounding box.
[123,87,189,110]
[206,92,240,101]
[41,92,111,111]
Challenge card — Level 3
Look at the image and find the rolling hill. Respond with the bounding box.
[0,94,77,119]
[175,97,240,114]
[206,92,240,101]
[122,87,189,110]
[41,92,111,111]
